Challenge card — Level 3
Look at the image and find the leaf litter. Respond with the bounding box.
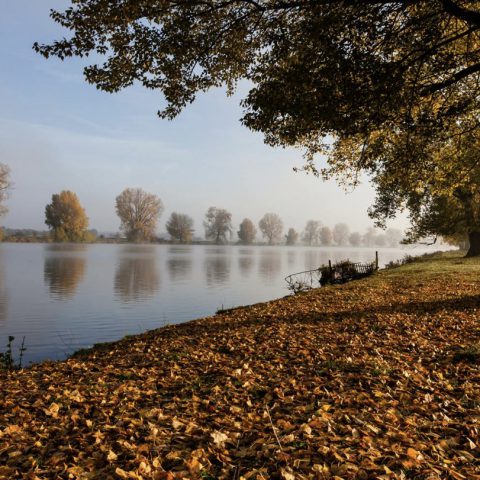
[0,260,479,479]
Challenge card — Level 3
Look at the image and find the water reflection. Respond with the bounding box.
[204,255,231,286]
[167,257,192,281]
[287,250,296,268]
[238,256,255,277]
[238,248,255,277]
[44,252,87,300]
[258,249,282,283]
[304,249,323,270]
[0,250,7,323]
[114,246,160,302]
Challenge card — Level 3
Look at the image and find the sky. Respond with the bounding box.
[0,1,409,238]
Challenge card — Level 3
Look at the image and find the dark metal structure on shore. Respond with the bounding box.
[285,252,379,294]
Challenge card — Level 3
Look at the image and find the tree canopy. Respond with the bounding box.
[34,1,480,174]
[166,212,194,243]
[259,213,283,245]
[45,190,89,242]
[370,130,480,256]
[34,1,480,253]
[115,188,163,242]
[0,164,11,218]
[237,218,257,245]
[204,207,232,244]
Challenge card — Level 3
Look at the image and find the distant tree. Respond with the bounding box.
[166,212,194,243]
[320,226,333,246]
[237,218,257,245]
[363,227,377,247]
[115,188,163,242]
[285,228,299,246]
[349,232,362,247]
[375,234,387,247]
[303,220,321,246]
[259,213,283,245]
[45,190,89,242]
[385,228,403,247]
[204,207,232,244]
[333,223,350,246]
[0,164,11,217]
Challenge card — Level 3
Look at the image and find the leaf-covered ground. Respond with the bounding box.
[1,252,479,479]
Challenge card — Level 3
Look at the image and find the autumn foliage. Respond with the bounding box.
[44,190,89,242]
[0,254,479,479]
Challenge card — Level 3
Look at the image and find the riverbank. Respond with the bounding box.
[1,251,479,479]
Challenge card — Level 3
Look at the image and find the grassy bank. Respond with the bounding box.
[0,252,479,479]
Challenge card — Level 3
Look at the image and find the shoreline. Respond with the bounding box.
[1,251,479,479]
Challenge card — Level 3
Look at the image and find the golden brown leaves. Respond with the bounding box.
[0,264,479,478]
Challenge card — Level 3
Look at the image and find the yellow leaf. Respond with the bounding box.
[107,450,118,462]
[115,467,129,479]
[44,402,60,418]
[211,430,229,447]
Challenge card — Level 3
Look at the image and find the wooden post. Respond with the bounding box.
[328,260,332,282]
[375,251,379,270]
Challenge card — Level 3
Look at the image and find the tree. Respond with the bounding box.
[363,228,377,247]
[385,228,403,248]
[349,232,362,247]
[35,2,480,180]
[320,226,333,246]
[333,223,350,246]
[204,207,232,244]
[369,129,480,256]
[237,218,256,245]
[375,234,388,247]
[45,190,89,242]
[303,220,321,246]
[0,164,11,218]
[166,212,194,243]
[259,213,283,245]
[115,188,163,242]
[285,228,299,246]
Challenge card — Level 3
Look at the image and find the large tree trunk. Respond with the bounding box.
[466,231,480,257]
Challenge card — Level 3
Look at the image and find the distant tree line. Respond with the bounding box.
[0,168,411,246]
[36,187,407,247]
[0,165,408,247]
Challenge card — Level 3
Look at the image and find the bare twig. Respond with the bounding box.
[265,405,283,451]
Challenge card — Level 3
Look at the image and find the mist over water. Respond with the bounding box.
[0,243,451,364]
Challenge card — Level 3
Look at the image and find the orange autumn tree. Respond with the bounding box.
[45,190,89,242]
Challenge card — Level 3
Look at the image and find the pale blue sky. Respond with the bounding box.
[0,1,408,237]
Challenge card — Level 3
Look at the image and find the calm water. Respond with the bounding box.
[0,243,450,364]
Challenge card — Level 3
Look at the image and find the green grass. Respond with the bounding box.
[380,250,479,280]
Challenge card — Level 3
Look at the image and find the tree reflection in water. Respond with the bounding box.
[304,249,323,270]
[114,246,160,302]
[238,249,255,277]
[167,245,193,282]
[258,249,282,283]
[204,255,231,286]
[0,250,7,323]
[44,245,87,300]
[287,249,296,268]
[167,257,192,282]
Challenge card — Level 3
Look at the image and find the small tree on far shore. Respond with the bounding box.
[320,226,333,246]
[333,223,350,246]
[285,228,299,246]
[166,212,194,243]
[349,232,362,247]
[0,164,11,218]
[259,213,283,245]
[115,188,163,242]
[237,218,256,245]
[204,207,232,244]
[303,220,321,246]
[45,190,89,242]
